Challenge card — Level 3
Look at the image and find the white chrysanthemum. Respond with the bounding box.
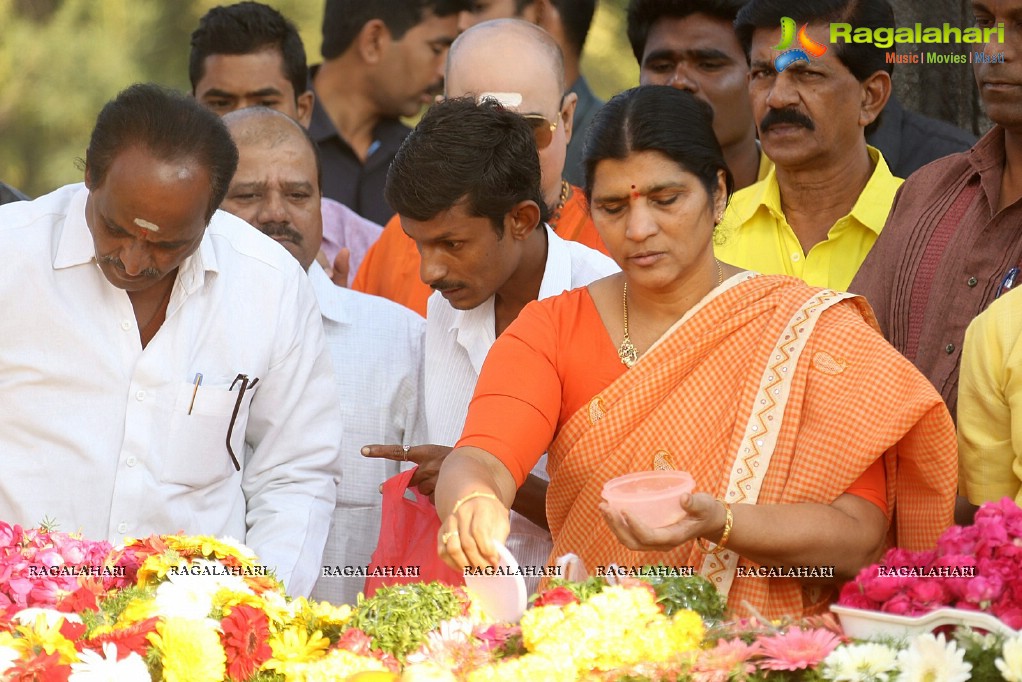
[154,559,252,619]
[10,607,82,627]
[216,536,258,561]
[896,633,972,682]
[69,642,152,682]
[821,642,898,681]
[997,636,1022,682]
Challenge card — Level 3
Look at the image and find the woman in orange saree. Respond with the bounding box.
[434,86,958,619]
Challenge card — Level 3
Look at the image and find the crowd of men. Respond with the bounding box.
[0,0,1019,605]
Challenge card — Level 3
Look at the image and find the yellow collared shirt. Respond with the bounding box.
[715,146,902,291]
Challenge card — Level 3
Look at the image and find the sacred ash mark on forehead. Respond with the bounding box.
[133,218,160,232]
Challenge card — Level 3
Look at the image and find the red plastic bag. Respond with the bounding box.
[364,467,465,597]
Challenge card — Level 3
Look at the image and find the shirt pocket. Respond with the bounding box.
[161,380,255,488]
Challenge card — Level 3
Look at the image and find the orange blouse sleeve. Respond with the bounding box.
[456,296,564,487]
[457,288,624,486]
[844,457,888,516]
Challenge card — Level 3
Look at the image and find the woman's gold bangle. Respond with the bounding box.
[697,500,733,554]
[451,491,501,516]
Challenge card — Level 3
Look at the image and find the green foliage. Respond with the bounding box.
[349,582,466,658]
[639,568,727,622]
[542,574,607,603]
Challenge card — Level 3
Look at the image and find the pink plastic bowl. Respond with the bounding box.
[601,470,696,528]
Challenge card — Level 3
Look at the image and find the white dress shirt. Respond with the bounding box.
[307,263,426,605]
[0,184,342,596]
[426,226,618,589]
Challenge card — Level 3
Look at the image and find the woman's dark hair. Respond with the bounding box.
[583,85,734,204]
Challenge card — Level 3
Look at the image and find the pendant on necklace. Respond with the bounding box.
[618,338,639,368]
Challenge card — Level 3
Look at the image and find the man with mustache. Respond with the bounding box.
[221,107,426,604]
[715,0,901,291]
[310,0,467,226]
[852,0,1022,520]
[0,84,342,597]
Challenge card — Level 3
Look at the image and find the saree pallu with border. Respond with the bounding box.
[547,274,957,618]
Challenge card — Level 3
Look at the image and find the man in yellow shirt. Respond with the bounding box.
[715,0,900,291]
[958,286,1022,509]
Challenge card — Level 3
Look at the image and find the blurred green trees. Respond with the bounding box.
[0,0,637,198]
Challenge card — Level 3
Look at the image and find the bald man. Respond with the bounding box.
[351,18,606,312]
[221,108,426,605]
[458,0,602,186]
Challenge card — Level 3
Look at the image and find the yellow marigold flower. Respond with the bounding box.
[148,617,226,682]
[214,587,266,612]
[466,653,575,682]
[117,596,160,626]
[137,550,185,586]
[277,648,387,682]
[262,626,330,676]
[16,614,78,663]
[308,599,353,627]
[520,586,705,675]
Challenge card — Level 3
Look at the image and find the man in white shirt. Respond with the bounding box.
[373,93,616,583]
[221,106,427,605]
[0,84,341,597]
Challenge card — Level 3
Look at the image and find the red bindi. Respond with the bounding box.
[630,184,641,199]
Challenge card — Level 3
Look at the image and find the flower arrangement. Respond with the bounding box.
[3,499,1022,681]
[0,525,379,681]
[838,497,1022,628]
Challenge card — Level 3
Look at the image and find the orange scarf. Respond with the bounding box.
[547,274,956,618]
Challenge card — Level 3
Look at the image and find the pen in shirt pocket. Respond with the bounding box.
[997,267,1019,299]
[187,372,203,415]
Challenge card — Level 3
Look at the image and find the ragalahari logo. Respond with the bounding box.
[772,16,828,72]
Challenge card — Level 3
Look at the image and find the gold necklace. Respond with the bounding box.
[618,259,724,368]
[548,179,571,231]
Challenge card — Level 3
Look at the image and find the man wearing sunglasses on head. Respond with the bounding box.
[350,19,609,314]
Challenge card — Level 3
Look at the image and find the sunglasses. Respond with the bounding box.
[522,113,561,150]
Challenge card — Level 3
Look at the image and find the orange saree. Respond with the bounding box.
[543,274,957,617]
[460,273,957,618]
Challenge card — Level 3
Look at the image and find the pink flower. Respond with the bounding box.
[963,574,1004,605]
[532,586,579,608]
[693,637,760,675]
[880,594,914,615]
[860,575,910,603]
[756,627,842,671]
[908,580,948,610]
[938,525,979,556]
[474,623,520,652]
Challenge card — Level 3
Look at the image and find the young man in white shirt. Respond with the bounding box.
[0,84,341,597]
[371,94,616,583]
[221,107,427,604]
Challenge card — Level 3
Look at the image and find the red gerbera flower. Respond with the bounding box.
[220,603,272,681]
[3,651,71,682]
[81,616,159,659]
